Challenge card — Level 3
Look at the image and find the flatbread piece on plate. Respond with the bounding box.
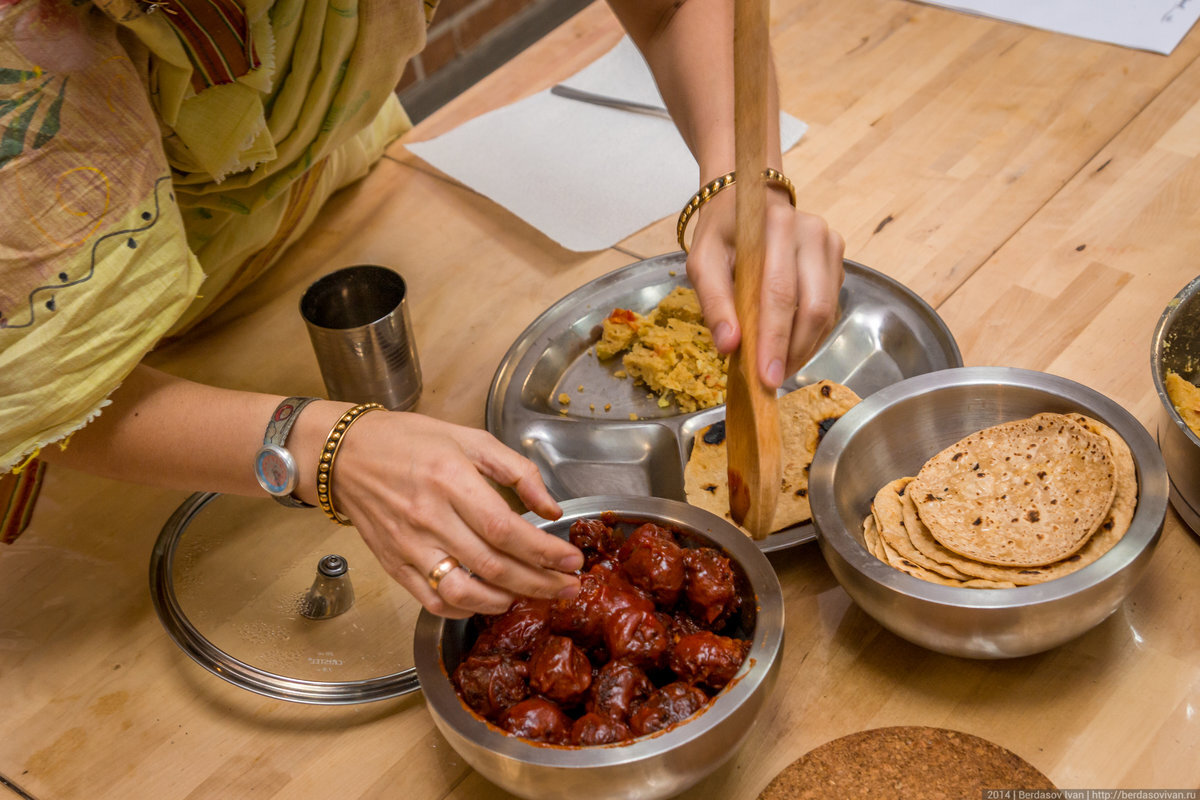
[684,380,860,536]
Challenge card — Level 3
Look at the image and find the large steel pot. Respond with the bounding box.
[1151,273,1200,534]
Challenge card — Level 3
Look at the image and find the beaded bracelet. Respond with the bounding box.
[316,402,386,526]
[675,167,798,254]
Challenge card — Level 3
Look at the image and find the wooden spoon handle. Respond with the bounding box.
[726,0,782,539]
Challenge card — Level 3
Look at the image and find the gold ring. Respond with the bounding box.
[427,556,461,592]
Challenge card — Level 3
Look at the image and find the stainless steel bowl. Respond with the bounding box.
[412,496,784,800]
[1151,274,1200,534]
[809,367,1169,659]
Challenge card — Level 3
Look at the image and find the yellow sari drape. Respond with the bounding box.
[0,0,436,539]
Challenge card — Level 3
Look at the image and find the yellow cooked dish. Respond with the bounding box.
[1165,370,1200,437]
[595,287,727,413]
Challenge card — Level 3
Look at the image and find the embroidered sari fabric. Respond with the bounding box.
[0,0,436,539]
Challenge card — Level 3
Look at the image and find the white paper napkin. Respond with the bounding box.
[404,37,808,252]
[911,0,1200,54]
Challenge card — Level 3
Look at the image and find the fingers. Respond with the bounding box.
[332,415,580,619]
[360,471,580,613]
[467,431,563,523]
[393,558,515,620]
[347,509,490,619]
[445,464,583,595]
[688,250,740,354]
[758,203,804,387]
[757,205,845,386]
[428,559,513,617]
[783,215,845,375]
[683,187,844,385]
[686,192,740,354]
[453,429,582,577]
[352,498,530,619]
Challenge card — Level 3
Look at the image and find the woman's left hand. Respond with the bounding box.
[684,184,846,389]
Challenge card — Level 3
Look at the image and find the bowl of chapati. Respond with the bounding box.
[809,366,1169,659]
[1151,273,1200,535]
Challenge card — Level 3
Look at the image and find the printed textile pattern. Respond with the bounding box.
[0,0,436,542]
[155,0,262,92]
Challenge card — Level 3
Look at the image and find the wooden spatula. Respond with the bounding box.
[726,0,782,539]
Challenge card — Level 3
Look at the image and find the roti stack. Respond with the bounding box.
[862,412,1137,588]
[685,379,861,537]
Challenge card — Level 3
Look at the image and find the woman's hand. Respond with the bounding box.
[38,366,581,621]
[603,0,844,385]
[686,185,845,388]
[328,411,583,619]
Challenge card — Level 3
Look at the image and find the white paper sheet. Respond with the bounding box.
[404,37,808,253]
[913,0,1200,54]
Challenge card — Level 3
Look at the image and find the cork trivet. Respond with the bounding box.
[757,726,1055,800]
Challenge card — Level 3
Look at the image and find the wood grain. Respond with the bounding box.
[3,1,1200,798]
[727,0,782,538]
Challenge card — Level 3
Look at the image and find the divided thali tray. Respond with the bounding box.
[486,253,962,552]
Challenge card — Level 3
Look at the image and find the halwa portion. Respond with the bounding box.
[595,287,727,413]
[1165,370,1200,437]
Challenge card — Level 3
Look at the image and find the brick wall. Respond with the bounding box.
[397,0,593,122]
[400,0,537,91]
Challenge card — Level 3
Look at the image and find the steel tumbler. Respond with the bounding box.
[300,265,422,411]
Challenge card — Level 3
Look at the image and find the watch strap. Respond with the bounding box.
[263,396,319,508]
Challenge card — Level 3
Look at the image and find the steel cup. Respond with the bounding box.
[300,265,422,411]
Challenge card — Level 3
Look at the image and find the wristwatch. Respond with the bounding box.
[254,396,319,508]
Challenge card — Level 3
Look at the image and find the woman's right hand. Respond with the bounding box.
[34,366,579,620]
[314,410,583,619]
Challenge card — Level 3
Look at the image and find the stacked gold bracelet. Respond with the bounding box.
[675,167,798,254]
[316,402,385,526]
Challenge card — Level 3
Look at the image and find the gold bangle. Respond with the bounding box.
[675,167,798,254]
[316,402,385,526]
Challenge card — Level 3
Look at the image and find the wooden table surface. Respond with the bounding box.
[5,1,1200,797]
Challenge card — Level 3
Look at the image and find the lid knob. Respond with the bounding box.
[301,554,355,619]
[317,554,348,578]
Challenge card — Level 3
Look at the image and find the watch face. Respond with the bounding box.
[255,445,297,496]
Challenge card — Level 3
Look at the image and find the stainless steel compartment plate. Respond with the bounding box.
[486,254,963,552]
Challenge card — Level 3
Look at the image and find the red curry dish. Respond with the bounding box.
[451,514,753,746]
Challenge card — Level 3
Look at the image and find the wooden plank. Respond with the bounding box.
[4,1,1200,798]
[621,0,1200,306]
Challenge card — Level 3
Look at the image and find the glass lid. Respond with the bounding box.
[150,492,422,704]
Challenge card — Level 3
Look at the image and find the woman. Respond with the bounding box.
[0,0,843,617]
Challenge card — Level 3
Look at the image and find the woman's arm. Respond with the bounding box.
[9,2,582,622]
[607,0,845,387]
[41,364,582,618]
